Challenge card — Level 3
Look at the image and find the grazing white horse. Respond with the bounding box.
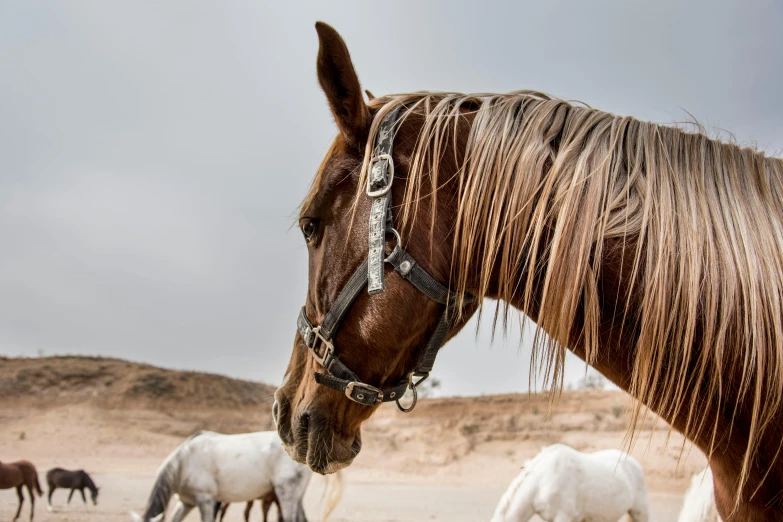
[129,430,342,522]
[491,444,649,522]
[677,467,721,522]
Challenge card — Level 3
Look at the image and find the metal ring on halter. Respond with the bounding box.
[384,228,402,262]
[395,372,428,413]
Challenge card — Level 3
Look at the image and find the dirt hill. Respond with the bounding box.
[0,356,278,435]
[0,356,631,440]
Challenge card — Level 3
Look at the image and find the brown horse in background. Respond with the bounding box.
[0,460,42,521]
[45,467,99,510]
[274,22,783,521]
[216,491,282,522]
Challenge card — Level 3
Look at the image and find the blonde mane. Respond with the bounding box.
[351,91,783,499]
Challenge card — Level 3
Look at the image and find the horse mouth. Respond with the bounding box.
[275,389,362,473]
[282,439,358,474]
[282,413,362,474]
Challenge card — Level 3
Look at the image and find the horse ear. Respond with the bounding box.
[365,89,375,101]
[315,22,370,147]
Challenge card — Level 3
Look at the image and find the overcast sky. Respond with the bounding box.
[1,1,781,396]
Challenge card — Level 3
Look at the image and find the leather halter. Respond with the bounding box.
[297,106,474,412]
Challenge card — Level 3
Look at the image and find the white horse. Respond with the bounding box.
[491,444,649,522]
[130,430,342,522]
[677,467,721,522]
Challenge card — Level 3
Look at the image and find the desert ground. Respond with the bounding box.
[0,356,707,521]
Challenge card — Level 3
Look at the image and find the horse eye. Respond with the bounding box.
[301,219,318,242]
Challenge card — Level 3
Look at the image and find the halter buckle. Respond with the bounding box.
[345,381,383,405]
[309,326,334,366]
[366,154,395,197]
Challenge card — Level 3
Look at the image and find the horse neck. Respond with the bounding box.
[82,473,97,493]
[143,451,180,519]
[468,177,783,513]
[403,94,783,514]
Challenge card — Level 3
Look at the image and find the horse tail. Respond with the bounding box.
[320,470,344,521]
[34,474,43,497]
[18,461,43,497]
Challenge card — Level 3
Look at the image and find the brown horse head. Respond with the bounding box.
[273,22,477,474]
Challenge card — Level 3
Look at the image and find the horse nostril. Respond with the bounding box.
[296,412,311,439]
[273,394,295,446]
[299,412,310,430]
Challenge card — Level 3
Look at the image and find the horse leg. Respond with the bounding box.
[80,488,88,510]
[47,485,55,512]
[26,484,35,521]
[628,504,649,522]
[271,491,300,522]
[13,485,24,522]
[628,481,649,522]
[67,487,75,504]
[244,501,252,522]
[169,500,195,522]
[260,499,270,522]
[273,475,309,522]
[196,497,217,522]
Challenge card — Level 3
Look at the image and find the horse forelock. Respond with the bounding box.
[346,90,783,503]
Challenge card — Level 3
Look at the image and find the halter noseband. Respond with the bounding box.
[296,106,474,412]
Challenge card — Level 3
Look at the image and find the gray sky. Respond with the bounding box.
[1,1,781,396]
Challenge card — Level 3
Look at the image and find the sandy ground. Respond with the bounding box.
[0,404,704,522]
[0,358,708,521]
[0,475,685,522]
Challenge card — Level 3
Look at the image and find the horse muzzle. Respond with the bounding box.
[274,388,361,474]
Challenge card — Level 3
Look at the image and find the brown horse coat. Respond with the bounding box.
[0,460,42,521]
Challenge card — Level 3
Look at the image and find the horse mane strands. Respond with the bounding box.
[142,441,183,519]
[355,91,783,502]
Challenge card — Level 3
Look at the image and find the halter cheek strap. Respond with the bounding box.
[297,106,474,412]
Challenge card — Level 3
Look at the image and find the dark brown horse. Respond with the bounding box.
[215,491,282,522]
[45,468,99,510]
[0,460,42,521]
[274,22,783,521]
